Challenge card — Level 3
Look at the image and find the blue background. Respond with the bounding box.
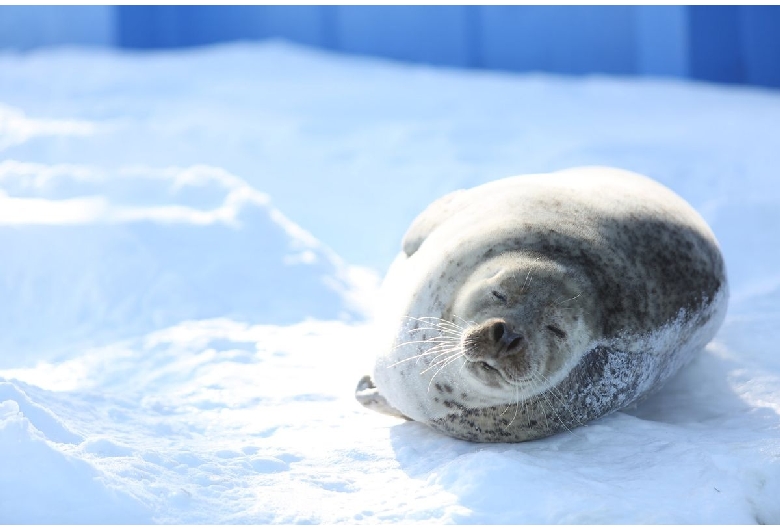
[0,5,779,88]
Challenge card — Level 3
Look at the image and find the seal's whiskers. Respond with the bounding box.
[387,341,461,368]
[508,385,521,427]
[521,256,542,293]
[535,373,585,429]
[393,336,458,350]
[554,292,583,306]
[451,314,477,328]
[426,352,465,393]
[531,373,575,435]
[419,347,464,375]
[499,386,522,427]
[403,315,466,334]
[423,346,466,371]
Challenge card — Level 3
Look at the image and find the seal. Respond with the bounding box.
[355,166,728,442]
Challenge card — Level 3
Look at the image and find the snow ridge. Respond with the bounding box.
[0,160,378,361]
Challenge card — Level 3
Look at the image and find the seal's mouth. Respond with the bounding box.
[472,359,510,385]
[479,361,499,374]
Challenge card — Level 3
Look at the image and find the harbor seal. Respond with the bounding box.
[355,166,728,442]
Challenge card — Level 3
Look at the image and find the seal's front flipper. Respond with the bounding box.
[355,375,410,420]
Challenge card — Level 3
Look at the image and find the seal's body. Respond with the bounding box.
[357,167,728,442]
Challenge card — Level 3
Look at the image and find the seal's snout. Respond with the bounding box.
[464,318,527,363]
[488,319,526,358]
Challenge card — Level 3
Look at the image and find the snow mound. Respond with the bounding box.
[2,319,382,523]
[0,160,378,363]
[0,393,150,523]
[0,382,81,443]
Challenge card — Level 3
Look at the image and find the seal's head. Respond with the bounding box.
[449,252,599,396]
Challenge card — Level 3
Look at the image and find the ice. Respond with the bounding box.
[0,42,778,523]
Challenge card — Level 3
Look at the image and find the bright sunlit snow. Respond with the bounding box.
[0,42,778,524]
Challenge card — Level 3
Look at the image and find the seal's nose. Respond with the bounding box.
[462,318,528,363]
[488,319,525,357]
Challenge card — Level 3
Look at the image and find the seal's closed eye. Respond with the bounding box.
[546,324,567,339]
[491,290,507,303]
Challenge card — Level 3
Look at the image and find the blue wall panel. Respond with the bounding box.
[333,6,474,67]
[741,6,780,88]
[0,5,113,50]
[479,6,636,75]
[174,6,260,46]
[116,6,328,49]
[635,6,688,78]
[116,6,160,49]
[688,6,744,85]
[260,6,330,48]
[1,5,779,89]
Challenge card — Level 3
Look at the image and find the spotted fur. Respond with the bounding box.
[358,167,728,443]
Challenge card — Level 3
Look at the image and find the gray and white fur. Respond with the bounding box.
[356,167,728,443]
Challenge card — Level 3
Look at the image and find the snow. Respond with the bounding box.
[0,41,779,523]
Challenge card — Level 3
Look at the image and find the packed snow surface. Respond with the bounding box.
[0,42,779,523]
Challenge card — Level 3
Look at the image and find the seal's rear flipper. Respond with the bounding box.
[355,375,410,420]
